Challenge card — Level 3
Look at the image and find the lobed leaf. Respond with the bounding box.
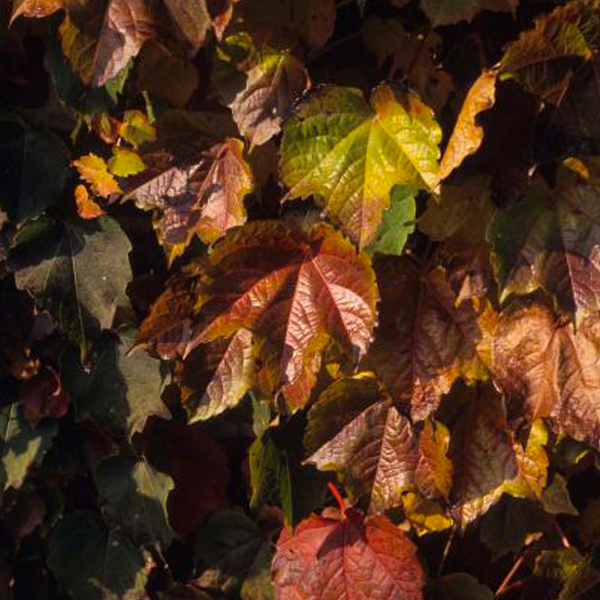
[280,84,441,248]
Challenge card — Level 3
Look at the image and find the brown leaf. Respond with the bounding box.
[177,329,254,423]
[186,222,378,410]
[439,70,497,182]
[493,303,600,450]
[362,257,492,421]
[136,275,197,360]
[123,138,253,260]
[59,0,157,87]
[163,0,210,51]
[18,366,69,426]
[272,507,424,600]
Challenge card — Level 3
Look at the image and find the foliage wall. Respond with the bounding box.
[3,0,600,599]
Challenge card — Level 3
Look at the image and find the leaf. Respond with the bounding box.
[500,1,600,104]
[362,257,492,421]
[9,217,132,353]
[96,455,174,547]
[366,185,417,257]
[178,329,254,423]
[272,506,425,600]
[541,474,578,516]
[489,176,600,321]
[216,45,309,146]
[144,418,230,537]
[360,18,453,112]
[419,0,519,26]
[48,510,147,600]
[492,303,600,450]
[62,328,169,438]
[432,573,493,600]
[186,222,378,410]
[438,70,497,182]
[0,403,58,492]
[281,84,442,248]
[304,375,419,513]
[194,509,276,600]
[10,0,63,23]
[75,184,106,219]
[108,147,145,178]
[416,418,453,502]
[441,384,518,523]
[73,153,122,197]
[59,0,157,87]
[119,110,157,148]
[479,496,549,560]
[0,113,69,223]
[163,0,210,51]
[123,138,253,259]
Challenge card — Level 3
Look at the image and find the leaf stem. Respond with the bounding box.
[327,482,346,516]
[437,525,456,576]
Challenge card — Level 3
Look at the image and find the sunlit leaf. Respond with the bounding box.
[186,222,378,410]
[281,84,441,248]
[73,153,122,197]
[272,506,425,600]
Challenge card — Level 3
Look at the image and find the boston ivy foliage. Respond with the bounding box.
[5,0,600,599]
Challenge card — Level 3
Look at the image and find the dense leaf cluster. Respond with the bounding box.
[4,0,600,599]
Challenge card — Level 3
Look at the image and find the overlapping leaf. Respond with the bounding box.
[488,177,600,321]
[492,302,600,451]
[48,511,147,600]
[9,216,132,353]
[272,506,425,600]
[185,221,378,409]
[419,0,519,26]
[500,1,600,103]
[362,257,493,421]
[124,138,253,261]
[280,84,441,248]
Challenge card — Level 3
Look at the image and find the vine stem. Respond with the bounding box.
[437,525,456,576]
[494,554,525,598]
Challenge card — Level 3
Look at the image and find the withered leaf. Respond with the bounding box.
[361,257,492,421]
[59,0,158,87]
[304,375,418,513]
[123,138,253,261]
[492,303,600,451]
[272,506,424,600]
[439,70,497,182]
[186,222,378,410]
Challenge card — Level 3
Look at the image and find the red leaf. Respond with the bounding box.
[272,507,424,600]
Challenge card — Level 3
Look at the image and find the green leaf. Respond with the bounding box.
[0,113,69,223]
[366,185,417,256]
[479,496,549,560]
[541,474,578,516]
[432,573,493,600]
[62,328,169,438]
[9,216,132,354]
[108,147,145,178]
[48,511,147,600]
[194,509,276,600]
[280,84,441,248]
[0,403,58,493]
[96,455,174,547]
